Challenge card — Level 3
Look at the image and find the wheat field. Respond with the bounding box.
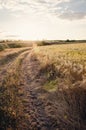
[34,43,86,87]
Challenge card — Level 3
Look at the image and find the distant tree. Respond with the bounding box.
[66,39,70,42]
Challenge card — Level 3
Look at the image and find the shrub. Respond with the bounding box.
[0,44,8,51]
[36,41,51,46]
[8,43,23,48]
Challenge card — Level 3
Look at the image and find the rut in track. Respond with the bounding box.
[18,49,59,130]
[0,48,31,83]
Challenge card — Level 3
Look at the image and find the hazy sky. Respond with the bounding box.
[0,0,86,40]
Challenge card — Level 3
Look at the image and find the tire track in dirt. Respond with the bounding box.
[19,50,59,130]
[0,48,30,67]
[0,48,31,83]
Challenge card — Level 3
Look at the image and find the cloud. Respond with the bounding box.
[5,34,19,38]
[0,0,86,20]
[56,0,86,20]
[0,31,3,34]
[59,12,86,20]
[0,31,7,34]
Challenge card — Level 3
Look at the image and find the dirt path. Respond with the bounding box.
[0,48,30,83]
[18,49,58,130]
[0,48,58,130]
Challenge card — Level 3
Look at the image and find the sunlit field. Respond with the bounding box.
[34,43,86,88]
[33,43,86,130]
[35,43,86,62]
[0,41,86,130]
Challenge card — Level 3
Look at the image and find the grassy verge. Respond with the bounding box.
[0,41,31,51]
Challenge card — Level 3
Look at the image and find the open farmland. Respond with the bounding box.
[0,42,86,130]
[34,43,86,86]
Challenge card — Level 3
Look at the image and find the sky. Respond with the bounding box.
[0,0,86,40]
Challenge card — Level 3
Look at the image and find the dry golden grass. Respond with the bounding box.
[34,43,86,130]
[0,42,86,130]
[34,43,86,62]
[34,43,86,87]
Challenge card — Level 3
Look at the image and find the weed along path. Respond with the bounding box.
[18,49,58,130]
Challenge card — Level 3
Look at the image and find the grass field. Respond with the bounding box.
[34,43,86,90]
[33,43,86,129]
[0,41,86,130]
